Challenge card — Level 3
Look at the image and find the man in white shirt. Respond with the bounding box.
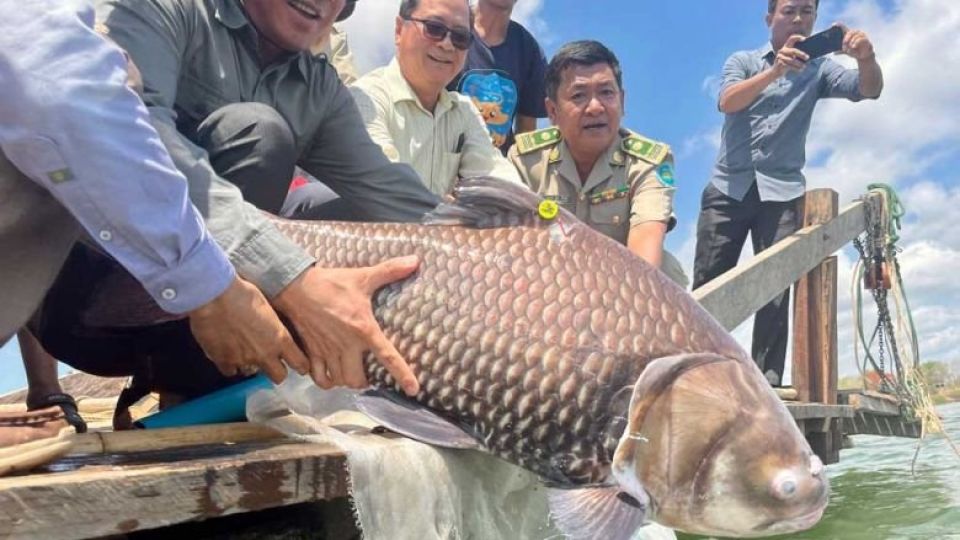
[348,0,521,195]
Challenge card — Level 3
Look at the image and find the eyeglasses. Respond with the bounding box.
[402,16,473,51]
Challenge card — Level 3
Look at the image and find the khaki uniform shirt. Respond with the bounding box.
[508,127,676,242]
[508,127,687,286]
[312,25,358,85]
[350,58,522,196]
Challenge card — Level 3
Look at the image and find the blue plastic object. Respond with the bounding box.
[136,374,273,429]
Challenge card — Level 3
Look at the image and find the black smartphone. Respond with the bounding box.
[795,26,845,60]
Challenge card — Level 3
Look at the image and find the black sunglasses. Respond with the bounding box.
[336,0,357,22]
[402,16,473,51]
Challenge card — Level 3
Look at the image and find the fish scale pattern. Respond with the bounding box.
[274,218,746,486]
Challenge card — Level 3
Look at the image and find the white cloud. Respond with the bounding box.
[341,1,549,76]
[340,0,403,75]
[803,0,960,202]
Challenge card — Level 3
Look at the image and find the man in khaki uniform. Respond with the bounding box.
[508,40,686,286]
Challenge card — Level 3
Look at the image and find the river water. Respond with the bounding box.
[683,402,960,539]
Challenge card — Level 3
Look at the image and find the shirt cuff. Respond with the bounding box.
[142,236,236,314]
[229,225,316,298]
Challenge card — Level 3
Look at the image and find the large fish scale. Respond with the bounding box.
[273,216,745,486]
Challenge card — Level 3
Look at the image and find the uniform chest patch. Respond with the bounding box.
[588,185,630,205]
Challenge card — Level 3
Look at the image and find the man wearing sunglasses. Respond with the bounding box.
[348,0,521,196]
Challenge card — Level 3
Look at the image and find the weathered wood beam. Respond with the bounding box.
[838,391,904,417]
[843,413,921,438]
[793,190,840,404]
[786,402,854,421]
[70,422,286,455]
[693,192,879,331]
[0,441,348,540]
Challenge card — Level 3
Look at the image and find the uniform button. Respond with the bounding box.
[161,288,177,301]
[612,215,622,224]
[98,230,113,242]
[578,194,586,202]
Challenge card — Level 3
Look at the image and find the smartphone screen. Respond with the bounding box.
[795,26,845,60]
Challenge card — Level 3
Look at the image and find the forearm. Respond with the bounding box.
[0,3,235,314]
[719,69,780,113]
[857,55,883,98]
[148,113,315,298]
[626,222,668,268]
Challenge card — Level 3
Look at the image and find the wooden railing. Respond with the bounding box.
[692,189,886,463]
[691,189,882,399]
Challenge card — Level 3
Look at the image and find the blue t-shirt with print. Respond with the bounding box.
[450,20,548,153]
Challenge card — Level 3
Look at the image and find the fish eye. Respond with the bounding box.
[781,480,797,497]
[772,471,799,500]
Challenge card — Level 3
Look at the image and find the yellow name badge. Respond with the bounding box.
[538,200,559,220]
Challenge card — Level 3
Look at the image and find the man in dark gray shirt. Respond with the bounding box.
[692,0,882,386]
[44,0,442,397]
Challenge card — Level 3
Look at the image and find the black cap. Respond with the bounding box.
[336,0,357,22]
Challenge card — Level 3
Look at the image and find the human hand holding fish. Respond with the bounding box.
[272,258,422,397]
[188,276,309,383]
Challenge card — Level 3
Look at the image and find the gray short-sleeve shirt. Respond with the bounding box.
[710,45,867,202]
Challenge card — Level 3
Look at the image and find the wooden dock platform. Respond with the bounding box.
[0,425,349,540]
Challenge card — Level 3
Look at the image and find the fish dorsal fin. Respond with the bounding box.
[548,486,649,540]
[424,176,578,230]
[355,390,483,450]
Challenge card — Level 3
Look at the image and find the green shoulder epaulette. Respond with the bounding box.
[515,127,561,155]
[621,130,670,165]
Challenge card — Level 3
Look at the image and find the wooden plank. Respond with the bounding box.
[793,258,840,404]
[693,192,877,331]
[786,402,854,421]
[792,190,839,404]
[843,413,921,438]
[71,422,286,455]
[0,441,348,540]
[839,391,903,417]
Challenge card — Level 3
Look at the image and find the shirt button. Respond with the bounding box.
[578,194,586,202]
[99,230,113,242]
[612,215,622,224]
[161,288,177,301]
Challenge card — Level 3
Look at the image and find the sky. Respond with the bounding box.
[1,0,958,393]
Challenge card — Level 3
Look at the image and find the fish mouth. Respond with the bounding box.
[760,506,826,534]
[286,0,320,20]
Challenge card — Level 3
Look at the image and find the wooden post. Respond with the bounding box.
[792,189,839,405]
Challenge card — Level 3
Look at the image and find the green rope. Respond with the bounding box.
[867,182,905,245]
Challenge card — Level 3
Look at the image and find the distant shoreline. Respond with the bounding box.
[933,384,960,405]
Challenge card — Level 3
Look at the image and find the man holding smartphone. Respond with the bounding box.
[692,0,883,386]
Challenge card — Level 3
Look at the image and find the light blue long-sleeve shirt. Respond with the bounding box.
[0,0,234,314]
[710,45,872,202]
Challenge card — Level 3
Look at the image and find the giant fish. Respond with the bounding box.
[77,178,828,538]
[271,178,829,538]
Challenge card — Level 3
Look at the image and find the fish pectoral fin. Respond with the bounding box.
[424,176,579,230]
[548,486,650,540]
[355,390,482,450]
